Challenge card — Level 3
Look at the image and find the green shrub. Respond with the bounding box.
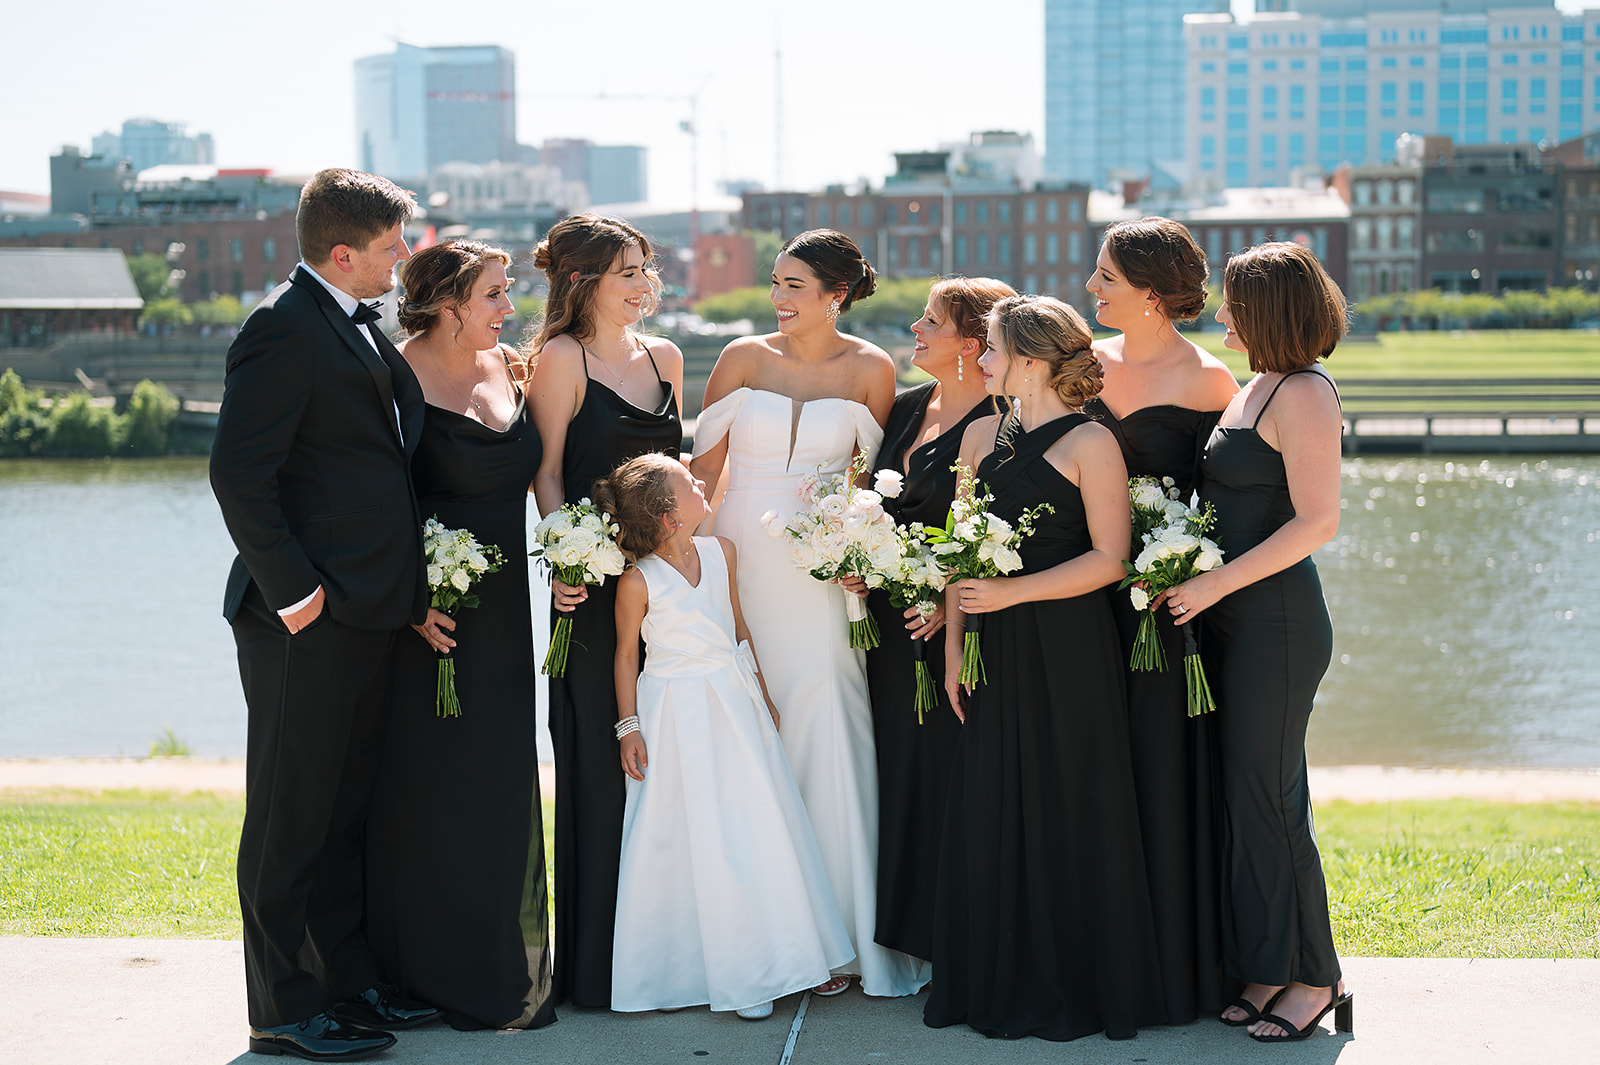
[0,369,48,457]
[45,393,121,456]
[141,298,192,328]
[122,379,180,455]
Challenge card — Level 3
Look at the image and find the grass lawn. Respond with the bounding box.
[1182,329,1600,380]
[3,791,1596,958]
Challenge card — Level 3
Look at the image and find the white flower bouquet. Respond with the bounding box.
[529,498,627,677]
[925,464,1052,689]
[1116,475,1223,716]
[422,517,506,717]
[764,454,901,649]
[872,521,950,722]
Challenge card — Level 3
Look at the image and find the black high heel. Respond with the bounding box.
[1249,986,1353,1042]
[1220,987,1284,1027]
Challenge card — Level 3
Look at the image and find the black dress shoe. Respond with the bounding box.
[329,983,442,1030]
[248,1010,396,1060]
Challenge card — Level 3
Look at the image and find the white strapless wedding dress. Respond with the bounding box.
[693,387,930,998]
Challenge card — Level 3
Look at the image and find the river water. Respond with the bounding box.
[1,455,1595,768]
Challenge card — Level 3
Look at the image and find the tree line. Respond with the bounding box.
[0,370,186,457]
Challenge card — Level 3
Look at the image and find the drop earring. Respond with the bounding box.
[957,354,964,381]
[1144,303,1151,317]
[826,299,839,323]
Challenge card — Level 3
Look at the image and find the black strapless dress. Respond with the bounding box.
[1198,370,1340,989]
[1084,397,1230,1023]
[924,414,1163,1042]
[366,388,556,1030]
[866,382,994,962]
[550,346,681,1007]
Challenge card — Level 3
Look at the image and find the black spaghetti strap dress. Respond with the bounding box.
[1198,369,1340,990]
[366,365,556,1030]
[924,414,1163,1042]
[550,342,681,1008]
[866,382,993,962]
[1084,396,1230,1023]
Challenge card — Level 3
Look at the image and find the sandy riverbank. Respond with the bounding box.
[2,758,1598,803]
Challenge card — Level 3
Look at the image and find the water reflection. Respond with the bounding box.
[1,456,1596,767]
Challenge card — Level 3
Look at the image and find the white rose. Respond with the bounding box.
[1194,540,1224,572]
[426,564,444,588]
[791,539,819,571]
[865,571,887,589]
[596,541,627,576]
[953,520,977,543]
[1132,482,1165,508]
[933,541,964,556]
[1163,500,1190,522]
[1129,585,1151,611]
[450,568,471,593]
[978,539,997,564]
[873,470,904,498]
[1160,531,1199,556]
[760,509,782,536]
[1161,476,1176,488]
[984,515,1013,543]
[546,512,574,536]
[853,489,883,510]
[579,513,605,531]
[1133,543,1163,571]
[991,544,1023,573]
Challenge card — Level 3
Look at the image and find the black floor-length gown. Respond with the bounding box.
[924,413,1163,1041]
[866,382,993,961]
[366,386,556,1030]
[1085,397,1230,1024]
[550,344,680,1007]
[1198,369,1340,990]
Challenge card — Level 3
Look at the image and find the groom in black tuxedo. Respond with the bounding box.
[211,168,440,1061]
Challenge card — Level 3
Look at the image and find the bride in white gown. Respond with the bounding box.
[689,230,928,999]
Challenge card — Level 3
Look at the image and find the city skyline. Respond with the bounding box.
[3,1,1593,205]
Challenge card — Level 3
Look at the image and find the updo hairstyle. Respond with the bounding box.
[991,294,1104,408]
[529,214,661,357]
[781,229,877,313]
[929,276,1017,344]
[591,453,680,563]
[1101,216,1210,321]
[397,239,513,336]
[1223,241,1348,373]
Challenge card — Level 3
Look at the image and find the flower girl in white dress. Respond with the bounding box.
[596,454,854,1020]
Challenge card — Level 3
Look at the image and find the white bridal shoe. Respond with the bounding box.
[735,1001,774,1020]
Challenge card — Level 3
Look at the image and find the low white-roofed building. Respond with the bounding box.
[0,248,143,347]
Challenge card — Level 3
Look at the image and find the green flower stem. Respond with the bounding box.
[849,612,882,650]
[913,661,938,725]
[958,630,986,689]
[543,617,572,678]
[1185,654,1218,717]
[1128,608,1168,672]
[436,657,460,718]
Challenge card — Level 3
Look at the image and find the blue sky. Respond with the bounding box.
[2,1,1590,203]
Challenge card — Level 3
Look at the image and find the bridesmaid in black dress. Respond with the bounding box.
[1165,242,1352,1043]
[526,216,684,1008]
[366,240,556,1029]
[865,277,1011,963]
[926,295,1163,1041]
[1083,218,1239,1024]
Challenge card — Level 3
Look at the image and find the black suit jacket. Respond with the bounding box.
[211,265,428,630]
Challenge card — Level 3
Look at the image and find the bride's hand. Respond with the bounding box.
[411,609,457,653]
[836,574,870,598]
[620,733,648,782]
[552,576,588,613]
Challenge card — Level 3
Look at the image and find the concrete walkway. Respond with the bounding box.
[2,938,1597,1065]
[5,758,1600,802]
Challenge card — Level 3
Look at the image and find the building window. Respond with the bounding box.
[198,270,209,294]
[1046,232,1059,264]
[1046,199,1058,223]
[1024,233,1037,265]
[998,201,1011,223]
[1024,274,1038,294]
[998,235,1011,263]
[859,204,872,226]
[231,239,243,264]
[1355,181,1373,206]
[907,238,920,269]
[1068,231,1082,264]
[955,234,968,266]
[885,204,897,224]
[262,237,276,263]
[977,235,989,265]
[954,201,967,224]
[976,201,989,223]
[1069,199,1081,222]
[197,239,209,262]
[264,272,276,290]
[1024,200,1037,224]
[1046,273,1058,294]
[232,270,244,296]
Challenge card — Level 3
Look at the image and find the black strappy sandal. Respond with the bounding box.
[1249,987,1354,1042]
[1220,987,1284,1028]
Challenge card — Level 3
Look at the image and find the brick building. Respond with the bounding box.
[1418,139,1560,292]
[1543,131,1600,290]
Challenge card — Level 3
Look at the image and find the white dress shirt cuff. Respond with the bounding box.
[277,586,322,617]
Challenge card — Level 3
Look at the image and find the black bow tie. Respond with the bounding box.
[351,301,383,326]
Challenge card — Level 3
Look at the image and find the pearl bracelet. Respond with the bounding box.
[614,715,641,740]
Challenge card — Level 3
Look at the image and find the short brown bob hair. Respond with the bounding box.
[296,168,415,266]
[1223,242,1348,373]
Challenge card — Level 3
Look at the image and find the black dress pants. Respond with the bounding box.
[232,585,397,1027]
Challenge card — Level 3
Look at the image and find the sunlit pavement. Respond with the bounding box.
[3,938,1597,1065]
